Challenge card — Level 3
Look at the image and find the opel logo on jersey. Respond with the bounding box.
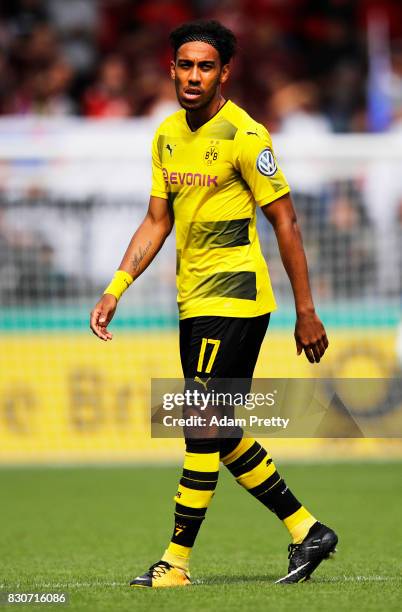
[256,148,277,177]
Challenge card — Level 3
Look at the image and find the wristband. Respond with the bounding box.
[103,270,133,301]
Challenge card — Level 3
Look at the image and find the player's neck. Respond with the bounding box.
[186,95,226,132]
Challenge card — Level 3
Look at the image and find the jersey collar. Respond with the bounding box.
[184,99,231,133]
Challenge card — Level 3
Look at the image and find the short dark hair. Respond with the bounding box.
[169,20,237,66]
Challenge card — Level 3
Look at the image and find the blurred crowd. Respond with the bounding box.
[2,180,402,304]
[1,1,402,306]
[1,0,402,131]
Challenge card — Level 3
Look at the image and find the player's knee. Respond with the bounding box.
[185,438,220,453]
[219,428,244,458]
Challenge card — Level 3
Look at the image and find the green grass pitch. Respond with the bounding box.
[1,462,401,611]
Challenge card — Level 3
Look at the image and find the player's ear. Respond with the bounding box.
[220,63,230,85]
[170,60,176,80]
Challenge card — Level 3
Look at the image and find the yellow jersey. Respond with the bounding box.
[150,99,290,319]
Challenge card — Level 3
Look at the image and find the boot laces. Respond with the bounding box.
[149,561,171,579]
[288,543,300,561]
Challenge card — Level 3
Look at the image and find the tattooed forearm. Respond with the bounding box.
[132,240,152,273]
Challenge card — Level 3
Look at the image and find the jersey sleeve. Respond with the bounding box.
[150,130,169,199]
[233,125,290,207]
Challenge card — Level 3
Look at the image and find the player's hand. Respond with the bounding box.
[295,311,329,363]
[90,294,117,341]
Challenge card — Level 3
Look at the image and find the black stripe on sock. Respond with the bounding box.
[175,503,206,519]
[182,468,219,481]
[172,515,204,547]
[271,498,302,520]
[230,447,268,478]
[225,441,260,472]
[258,480,302,520]
[180,476,218,490]
[219,435,243,458]
[185,439,220,453]
[247,471,281,497]
[226,443,267,477]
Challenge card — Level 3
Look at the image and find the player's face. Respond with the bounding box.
[170,41,230,111]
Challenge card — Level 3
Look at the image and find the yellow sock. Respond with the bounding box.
[162,542,191,574]
[163,448,219,577]
[283,506,317,543]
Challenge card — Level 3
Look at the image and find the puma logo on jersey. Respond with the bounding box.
[166,144,174,156]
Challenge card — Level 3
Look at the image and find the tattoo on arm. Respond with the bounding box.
[132,240,152,273]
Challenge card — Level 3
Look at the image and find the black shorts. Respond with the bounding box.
[179,314,269,441]
[179,313,270,382]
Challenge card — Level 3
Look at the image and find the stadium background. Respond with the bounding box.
[0,0,401,464]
